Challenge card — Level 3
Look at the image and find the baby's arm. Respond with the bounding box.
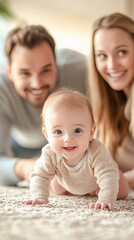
[23,146,56,206]
[88,187,113,210]
[88,169,129,210]
[89,202,113,211]
[93,166,119,210]
[89,140,120,210]
[23,199,48,206]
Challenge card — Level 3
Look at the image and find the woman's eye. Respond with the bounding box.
[98,54,106,59]
[74,128,82,133]
[55,130,62,135]
[118,50,126,56]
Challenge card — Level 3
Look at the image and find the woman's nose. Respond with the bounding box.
[107,56,117,69]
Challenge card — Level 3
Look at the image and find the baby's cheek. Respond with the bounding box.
[50,140,60,154]
[47,134,54,143]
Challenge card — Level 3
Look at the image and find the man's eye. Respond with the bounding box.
[55,130,62,134]
[74,128,82,133]
[42,68,51,73]
[20,72,30,76]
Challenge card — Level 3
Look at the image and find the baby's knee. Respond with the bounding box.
[117,170,130,199]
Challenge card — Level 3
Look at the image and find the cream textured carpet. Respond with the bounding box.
[0,185,134,240]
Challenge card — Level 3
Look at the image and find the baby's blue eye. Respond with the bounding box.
[74,128,82,133]
[55,130,62,134]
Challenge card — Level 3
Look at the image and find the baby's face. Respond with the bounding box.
[44,105,95,166]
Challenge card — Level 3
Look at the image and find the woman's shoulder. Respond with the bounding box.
[124,82,134,138]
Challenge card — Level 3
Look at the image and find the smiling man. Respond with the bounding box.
[0,25,88,186]
[7,42,57,109]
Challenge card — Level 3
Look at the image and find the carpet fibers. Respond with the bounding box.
[0,186,134,240]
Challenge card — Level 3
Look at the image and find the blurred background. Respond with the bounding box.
[0,0,134,69]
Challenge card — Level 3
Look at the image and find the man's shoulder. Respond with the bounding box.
[0,71,10,85]
[56,48,87,65]
[0,71,29,112]
[0,71,14,92]
[55,49,88,95]
[0,71,20,101]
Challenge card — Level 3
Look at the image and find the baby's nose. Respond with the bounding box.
[64,133,73,142]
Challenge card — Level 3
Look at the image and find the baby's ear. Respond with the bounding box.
[42,127,48,139]
[89,123,96,141]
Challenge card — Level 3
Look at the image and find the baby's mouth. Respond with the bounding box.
[63,146,76,151]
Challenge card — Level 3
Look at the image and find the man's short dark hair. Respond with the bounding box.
[4,25,56,64]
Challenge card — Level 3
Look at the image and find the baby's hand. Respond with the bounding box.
[89,202,113,211]
[23,198,48,206]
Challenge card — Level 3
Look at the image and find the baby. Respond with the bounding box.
[25,89,129,210]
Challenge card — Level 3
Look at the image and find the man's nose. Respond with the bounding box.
[30,75,43,89]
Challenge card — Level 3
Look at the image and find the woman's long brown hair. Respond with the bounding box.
[89,13,134,157]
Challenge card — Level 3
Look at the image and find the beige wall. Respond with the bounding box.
[7,0,134,55]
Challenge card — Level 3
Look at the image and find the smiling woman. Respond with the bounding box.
[94,28,134,95]
[89,12,134,188]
